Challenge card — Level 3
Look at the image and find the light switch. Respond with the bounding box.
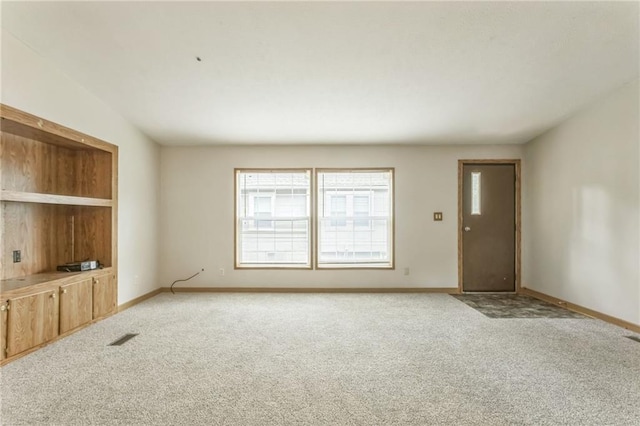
[433,212,443,221]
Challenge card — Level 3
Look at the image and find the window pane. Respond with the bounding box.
[254,196,272,229]
[353,195,370,227]
[236,170,311,267]
[317,169,393,267]
[330,195,347,226]
[471,171,481,215]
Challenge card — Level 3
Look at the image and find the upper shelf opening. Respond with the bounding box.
[1,103,117,200]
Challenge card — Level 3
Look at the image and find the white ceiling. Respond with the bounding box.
[2,1,638,146]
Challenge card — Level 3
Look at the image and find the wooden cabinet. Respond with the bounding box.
[6,289,59,358]
[93,272,117,320]
[59,277,93,334]
[0,269,115,361]
[0,300,7,361]
[0,104,118,364]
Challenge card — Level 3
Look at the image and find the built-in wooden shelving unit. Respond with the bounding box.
[0,104,118,365]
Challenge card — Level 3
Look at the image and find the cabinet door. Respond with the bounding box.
[1,300,8,361]
[93,273,117,319]
[59,278,93,334]
[6,289,59,357]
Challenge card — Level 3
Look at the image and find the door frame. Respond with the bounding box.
[457,159,521,293]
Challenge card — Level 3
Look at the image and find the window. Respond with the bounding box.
[235,168,394,269]
[471,171,481,215]
[316,169,394,268]
[235,169,311,268]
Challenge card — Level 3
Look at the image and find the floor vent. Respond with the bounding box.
[625,335,640,343]
[109,333,139,346]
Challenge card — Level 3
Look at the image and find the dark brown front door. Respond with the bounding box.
[462,163,515,292]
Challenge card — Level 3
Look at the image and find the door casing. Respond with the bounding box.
[457,159,521,293]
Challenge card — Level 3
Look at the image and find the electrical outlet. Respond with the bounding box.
[219,268,225,276]
[404,267,410,276]
[13,250,21,263]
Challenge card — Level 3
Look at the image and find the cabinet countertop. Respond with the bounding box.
[1,268,114,297]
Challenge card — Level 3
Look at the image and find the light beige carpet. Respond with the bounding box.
[1,292,639,425]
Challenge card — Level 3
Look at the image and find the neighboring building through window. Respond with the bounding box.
[253,195,273,229]
[353,195,370,228]
[235,169,311,268]
[316,169,394,268]
[330,195,347,227]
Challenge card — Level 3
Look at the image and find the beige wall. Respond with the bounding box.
[1,30,161,304]
[160,144,523,289]
[523,79,640,325]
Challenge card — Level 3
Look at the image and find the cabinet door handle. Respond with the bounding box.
[50,293,56,299]
[61,289,68,294]
[0,305,5,311]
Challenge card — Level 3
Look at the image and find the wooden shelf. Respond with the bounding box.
[0,190,112,207]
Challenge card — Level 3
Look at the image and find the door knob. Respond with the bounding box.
[464,226,471,232]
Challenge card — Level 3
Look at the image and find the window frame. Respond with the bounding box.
[314,168,395,270]
[234,168,313,270]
